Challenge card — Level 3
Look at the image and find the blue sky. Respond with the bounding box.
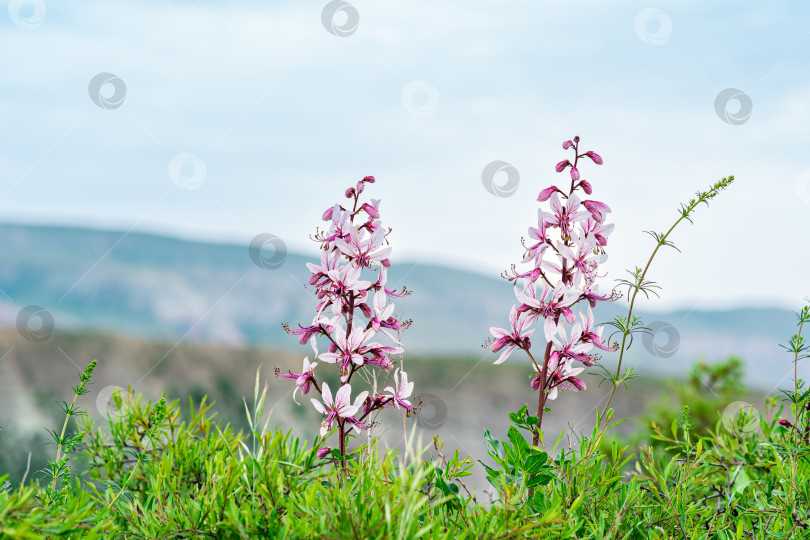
[1,0,808,312]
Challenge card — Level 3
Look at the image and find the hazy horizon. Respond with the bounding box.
[0,219,803,315]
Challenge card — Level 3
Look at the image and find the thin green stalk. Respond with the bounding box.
[47,359,97,499]
[49,392,80,495]
[603,176,734,418]
[793,310,806,398]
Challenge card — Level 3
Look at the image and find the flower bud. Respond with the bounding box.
[537,186,558,201]
[586,151,603,165]
[569,377,587,391]
[570,167,580,181]
[345,187,355,198]
[555,160,570,173]
[573,135,580,143]
[356,181,365,194]
[562,140,573,149]
[317,447,332,459]
[583,200,611,222]
[322,206,335,221]
[363,175,376,183]
[361,202,380,219]
[578,180,593,194]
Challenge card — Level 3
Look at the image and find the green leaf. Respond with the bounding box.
[508,425,529,459]
[526,474,552,489]
[524,453,549,475]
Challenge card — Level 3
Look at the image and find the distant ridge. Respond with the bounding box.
[0,223,802,389]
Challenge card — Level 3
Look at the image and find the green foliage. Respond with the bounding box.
[610,356,748,462]
[2,299,810,537]
[0,373,809,537]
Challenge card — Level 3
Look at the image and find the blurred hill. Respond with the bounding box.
[0,223,803,390]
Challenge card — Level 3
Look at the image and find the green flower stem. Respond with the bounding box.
[49,392,79,495]
[603,176,733,419]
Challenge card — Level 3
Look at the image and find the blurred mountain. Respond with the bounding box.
[0,223,803,390]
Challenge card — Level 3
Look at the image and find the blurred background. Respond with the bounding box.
[1,1,808,494]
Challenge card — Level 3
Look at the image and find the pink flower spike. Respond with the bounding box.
[586,151,603,165]
[570,167,580,182]
[555,160,570,173]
